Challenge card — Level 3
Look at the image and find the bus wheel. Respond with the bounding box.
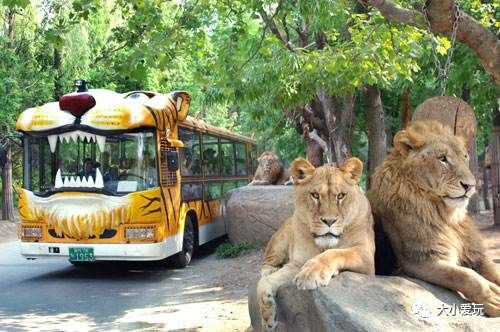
[171,215,195,267]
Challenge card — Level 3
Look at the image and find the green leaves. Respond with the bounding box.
[2,0,30,8]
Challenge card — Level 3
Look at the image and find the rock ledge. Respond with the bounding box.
[248,272,499,332]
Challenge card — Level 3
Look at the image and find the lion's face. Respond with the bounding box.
[290,158,364,248]
[394,121,476,210]
[258,152,281,176]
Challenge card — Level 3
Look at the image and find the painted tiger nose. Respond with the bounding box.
[321,218,337,226]
[59,92,96,117]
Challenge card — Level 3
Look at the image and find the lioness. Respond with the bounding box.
[249,151,291,185]
[257,158,375,330]
[369,120,500,317]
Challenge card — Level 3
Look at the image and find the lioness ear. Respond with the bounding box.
[340,157,363,184]
[394,129,425,154]
[290,158,315,184]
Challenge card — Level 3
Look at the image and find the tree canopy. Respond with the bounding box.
[1,0,498,165]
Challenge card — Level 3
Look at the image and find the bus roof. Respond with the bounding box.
[179,116,257,145]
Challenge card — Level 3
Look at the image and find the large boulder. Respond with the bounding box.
[248,272,499,332]
[224,185,294,246]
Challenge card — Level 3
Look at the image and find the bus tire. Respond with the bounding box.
[171,215,195,267]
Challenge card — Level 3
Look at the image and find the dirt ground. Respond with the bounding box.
[475,210,500,263]
[0,211,498,331]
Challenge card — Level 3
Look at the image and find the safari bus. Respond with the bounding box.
[15,82,257,266]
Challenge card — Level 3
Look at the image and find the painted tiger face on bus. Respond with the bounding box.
[16,89,190,240]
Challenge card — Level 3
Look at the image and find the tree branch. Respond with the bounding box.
[257,7,297,51]
[359,0,500,84]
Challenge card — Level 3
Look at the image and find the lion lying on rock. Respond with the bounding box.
[257,158,375,331]
[249,151,291,185]
[369,120,500,317]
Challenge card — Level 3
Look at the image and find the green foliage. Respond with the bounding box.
[215,241,255,259]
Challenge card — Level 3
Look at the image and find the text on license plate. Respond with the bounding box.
[68,247,95,262]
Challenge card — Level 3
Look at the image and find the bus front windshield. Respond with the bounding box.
[25,131,158,195]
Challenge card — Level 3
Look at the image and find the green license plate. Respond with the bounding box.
[69,247,95,262]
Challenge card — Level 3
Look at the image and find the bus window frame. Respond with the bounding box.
[177,124,257,205]
[178,127,202,178]
[201,133,221,178]
[220,138,236,177]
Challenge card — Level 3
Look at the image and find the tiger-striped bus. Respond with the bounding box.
[16,86,257,266]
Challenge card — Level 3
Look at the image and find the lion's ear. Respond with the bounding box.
[340,157,363,184]
[394,129,425,154]
[290,158,315,184]
[457,135,470,149]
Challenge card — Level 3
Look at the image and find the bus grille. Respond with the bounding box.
[160,145,178,186]
[48,229,117,239]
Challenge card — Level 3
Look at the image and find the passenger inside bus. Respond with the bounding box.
[118,157,131,179]
[101,151,118,182]
[80,158,96,179]
[203,148,219,175]
[142,151,157,186]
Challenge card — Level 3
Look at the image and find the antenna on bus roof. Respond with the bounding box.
[74,79,88,92]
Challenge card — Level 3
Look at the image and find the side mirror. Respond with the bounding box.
[166,150,179,172]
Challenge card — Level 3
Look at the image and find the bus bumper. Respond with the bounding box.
[19,236,182,261]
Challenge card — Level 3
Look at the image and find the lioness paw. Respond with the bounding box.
[294,261,338,290]
[483,282,500,317]
[262,316,278,332]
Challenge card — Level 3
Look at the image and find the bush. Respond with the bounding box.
[215,241,255,259]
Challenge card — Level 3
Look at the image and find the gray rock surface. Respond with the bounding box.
[248,272,500,332]
[224,186,294,246]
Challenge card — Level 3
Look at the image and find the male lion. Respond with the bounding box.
[369,120,500,317]
[257,158,375,330]
[249,151,291,185]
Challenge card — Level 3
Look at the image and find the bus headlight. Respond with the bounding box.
[21,226,43,239]
[125,227,155,240]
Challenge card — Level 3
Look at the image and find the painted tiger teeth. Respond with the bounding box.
[47,131,106,153]
[54,168,104,189]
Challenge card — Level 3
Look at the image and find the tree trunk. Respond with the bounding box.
[401,89,411,129]
[306,138,323,167]
[491,108,500,226]
[468,138,480,214]
[341,94,356,159]
[53,48,62,100]
[1,142,14,221]
[363,85,387,188]
[315,89,354,166]
[482,159,491,210]
[7,9,15,49]
[315,89,338,163]
[359,0,500,84]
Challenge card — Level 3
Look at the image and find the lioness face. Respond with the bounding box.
[394,121,476,210]
[290,158,363,248]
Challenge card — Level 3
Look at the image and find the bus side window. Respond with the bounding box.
[179,128,202,177]
[251,146,258,175]
[235,143,247,176]
[204,182,221,200]
[221,139,235,176]
[182,183,202,201]
[202,135,220,177]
